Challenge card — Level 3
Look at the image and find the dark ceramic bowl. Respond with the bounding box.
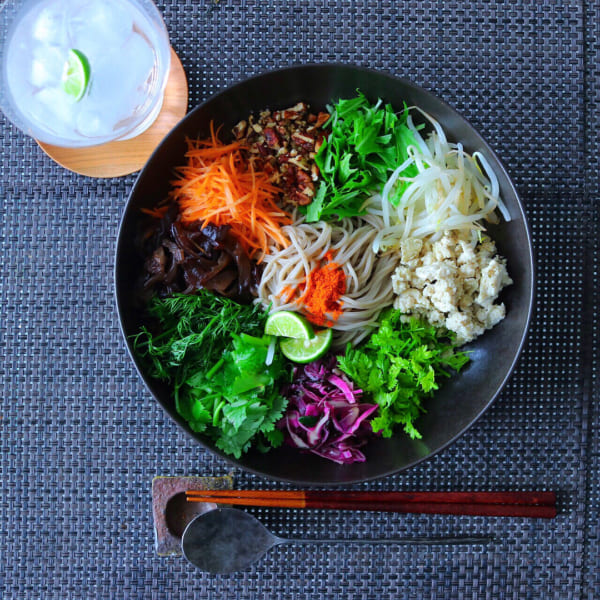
[115,65,534,485]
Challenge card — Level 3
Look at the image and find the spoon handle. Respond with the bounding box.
[278,536,494,546]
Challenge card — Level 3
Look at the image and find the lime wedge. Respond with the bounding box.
[280,328,333,363]
[61,49,90,101]
[265,311,315,339]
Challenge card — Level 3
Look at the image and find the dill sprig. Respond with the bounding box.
[132,291,266,386]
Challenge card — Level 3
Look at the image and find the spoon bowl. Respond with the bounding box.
[182,507,279,574]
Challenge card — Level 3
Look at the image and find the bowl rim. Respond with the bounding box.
[114,62,535,485]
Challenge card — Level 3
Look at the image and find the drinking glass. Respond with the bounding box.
[0,0,171,147]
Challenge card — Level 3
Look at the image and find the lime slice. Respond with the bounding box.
[61,49,90,101]
[280,328,333,363]
[265,311,315,339]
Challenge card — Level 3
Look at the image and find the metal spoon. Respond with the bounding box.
[181,507,494,574]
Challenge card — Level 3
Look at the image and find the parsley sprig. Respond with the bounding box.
[337,310,470,440]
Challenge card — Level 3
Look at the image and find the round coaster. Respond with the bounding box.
[36,47,188,178]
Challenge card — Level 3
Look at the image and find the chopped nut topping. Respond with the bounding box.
[235,102,329,206]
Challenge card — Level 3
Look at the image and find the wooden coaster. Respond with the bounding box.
[36,47,188,178]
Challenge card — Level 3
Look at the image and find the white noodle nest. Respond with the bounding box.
[257,211,396,348]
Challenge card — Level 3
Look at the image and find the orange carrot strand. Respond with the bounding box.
[169,122,291,258]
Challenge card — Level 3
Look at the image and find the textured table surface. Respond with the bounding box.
[1,1,599,598]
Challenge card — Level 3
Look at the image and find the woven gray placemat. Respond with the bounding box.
[0,1,598,598]
[582,2,600,598]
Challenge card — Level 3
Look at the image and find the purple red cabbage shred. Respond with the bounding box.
[278,354,378,464]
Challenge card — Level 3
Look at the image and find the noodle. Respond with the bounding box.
[257,211,397,347]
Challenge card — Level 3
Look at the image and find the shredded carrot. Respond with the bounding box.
[169,127,291,261]
[141,206,169,219]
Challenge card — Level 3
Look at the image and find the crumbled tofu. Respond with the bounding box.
[400,238,423,263]
[391,230,513,345]
[396,288,424,312]
[432,234,456,261]
[477,258,512,306]
[425,278,459,313]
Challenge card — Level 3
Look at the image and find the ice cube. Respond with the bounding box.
[122,32,155,93]
[87,54,132,103]
[6,41,33,99]
[83,56,134,131]
[31,5,68,45]
[76,108,111,138]
[70,29,157,134]
[27,86,76,136]
[29,46,65,88]
[68,0,134,63]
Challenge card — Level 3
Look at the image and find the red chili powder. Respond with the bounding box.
[298,261,346,327]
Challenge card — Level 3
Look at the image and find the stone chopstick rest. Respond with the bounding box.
[152,475,234,556]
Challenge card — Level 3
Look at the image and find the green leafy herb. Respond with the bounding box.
[337,310,470,440]
[132,291,290,458]
[301,91,421,222]
[177,333,289,458]
[132,290,266,380]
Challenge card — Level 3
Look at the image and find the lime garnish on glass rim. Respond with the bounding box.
[61,49,91,101]
[264,311,315,339]
[280,328,333,364]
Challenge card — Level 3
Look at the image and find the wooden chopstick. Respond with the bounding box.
[185,489,557,518]
[186,489,555,505]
